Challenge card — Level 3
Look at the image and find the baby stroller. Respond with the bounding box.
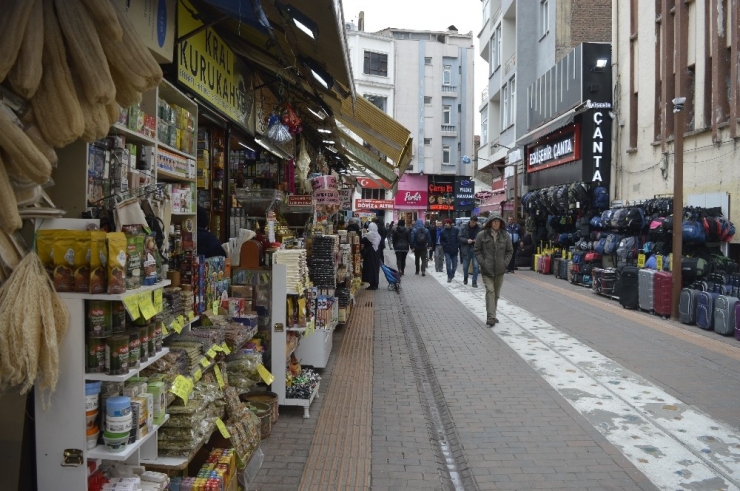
[380,263,401,292]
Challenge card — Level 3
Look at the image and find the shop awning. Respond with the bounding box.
[338,129,398,184]
[517,106,578,147]
[478,192,506,212]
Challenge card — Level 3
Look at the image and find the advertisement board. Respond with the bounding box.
[355,199,394,210]
[454,177,476,211]
[427,176,455,212]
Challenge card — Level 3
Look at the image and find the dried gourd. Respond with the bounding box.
[0,230,23,274]
[72,72,111,142]
[109,64,143,108]
[31,0,85,148]
[80,0,122,41]
[100,0,163,93]
[7,0,44,99]
[54,0,116,105]
[0,153,22,233]
[0,103,52,184]
[0,0,35,81]
[105,102,121,126]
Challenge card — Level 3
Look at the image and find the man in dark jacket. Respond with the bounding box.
[458,216,481,287]
[505,216,523,273]
[439,218,460,282]
[391,219,410,275]
[197,206,227,258]
[431,220,444,272]
[475,213,513,326]
[346,218,361,234]
[410,219,431,276]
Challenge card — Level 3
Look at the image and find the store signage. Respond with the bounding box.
[527,124,581,172]
[177,0,252,128]
[428,176,455,211]
[591,111,605,183]
[114,0,176,63]
[475,190,493,201]
[454,177,476,211]
[355,199,394,210]
[313,190,340,205]
[339,188,352,211]
[287,195,312,206]
[356,177,390,189]
[394,190,428,207]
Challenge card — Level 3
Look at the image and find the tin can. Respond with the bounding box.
[138,325,149,362]
[126,330,141,368]
[86,337,106,373]
[111,301,127,333]
[105,335,130,375]
[147,324,156,357]
[153,322,163,352]
[86,300,112,338]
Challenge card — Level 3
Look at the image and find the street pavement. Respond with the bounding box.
[251,252,740,490]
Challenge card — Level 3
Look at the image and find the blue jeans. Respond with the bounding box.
[462,251,479,283]
[445,252,458,279]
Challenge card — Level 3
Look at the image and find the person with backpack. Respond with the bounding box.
[410,219,431,276]
[505,216,523,273]
[439,218,460,282]
[391,219,410,275]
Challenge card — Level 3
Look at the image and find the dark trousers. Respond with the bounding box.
[395,251,408,274]
[414,248,428,273]
[508,244,518,272]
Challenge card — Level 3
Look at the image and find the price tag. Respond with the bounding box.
[161,323,169,336]
[212,344,223,352]
[193,368,202,382]
[122,295,140,319]
[176,315,185,326]
[256,364,275,385]
[656,255,664,271]
[169,375,193,404]
[139,293,157,320]
[637,253,646,268]
[171,320,183,334]
[153,289,163,313]
[215,418,230,439]
[207,347,218,359]
[187,312,195,321]
[221,342,231,355]
[200,357,210,368]
[668,253,673,272]
[212,300,219,313]
[214,364,225,388]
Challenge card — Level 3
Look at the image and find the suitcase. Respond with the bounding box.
[713,295,739,335]
[638,269,656,312]
[591,267,603,294]
[602,268,617,296]
[619,266,640,309]
[696,291,719,330]
[533,254,541,272]
[566,260,574,282]
[679,288,700,325]
[553,258,563,278]
[559,258,568,280]
[735,302,740,341]
[541,255,552,274]
[653,271,673,318]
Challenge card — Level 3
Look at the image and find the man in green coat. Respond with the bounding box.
[474,213,513,326]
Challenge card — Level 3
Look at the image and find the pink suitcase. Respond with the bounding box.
[653,271,673,318]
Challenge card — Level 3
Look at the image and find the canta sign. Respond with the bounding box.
[355,199,394,210]
[527,125,580,171]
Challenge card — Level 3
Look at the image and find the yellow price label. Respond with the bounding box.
[637,253,646,268]
[668,253,673,271]
[169,375,193,404]
[214,364,225,389]
[221,342,231,355]
[139,293,157,320]
[215,418,230,439]
[207,348,218,358]
[212,300,219,313]
[212,344,223,352]
[161,323,169,336]
[122,295,141,319]
[256,364,275,385]
[171,320,183,334]
[193,368,202,382]
[200,357,210,368]
[187,312,195,321]
[153,289,163,313]
[656,255,664,271]
[176,315,185,326]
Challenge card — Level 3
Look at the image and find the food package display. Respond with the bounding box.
[52,231,75,292]
[106,232,127,294]
[89,231,108,294]
[121,225,144,290]
[73,232,90,292]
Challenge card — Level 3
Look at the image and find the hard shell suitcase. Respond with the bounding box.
[553,258,563,278]
[713,295,739,335]
[638,269,656,312]
[653,271,673,318]
[559,258,568,280]
[735,302,740,341]
[619,266,640,309]
[591,267,604,294]
[696,291,720,330]
[533,254,542,272]
[566,260,574,282]
[602,268,617,296]
[679,288,700,325]
[541,255,552,274]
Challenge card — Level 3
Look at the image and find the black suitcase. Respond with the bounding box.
[618,266,640,309]
[602,268,617,296]
[553,258,563,279]
[558,257,568,280]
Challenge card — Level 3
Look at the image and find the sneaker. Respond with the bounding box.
[447,277,452,283]
[472,282,478,288]
[463,278,468,285]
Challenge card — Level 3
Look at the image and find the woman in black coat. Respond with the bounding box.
[391,219,410,275]
[361,222,381,290]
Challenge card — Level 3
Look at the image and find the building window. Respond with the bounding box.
[540,0,549,38]
[501,83,509,129]
[442,145,451,164]
[492,24,502,71]
[481,114,488,144]
[457,142,461,151]
[482,0,490,25]
[361,188,384,199]
[424,57,432,65]
[364,94,387,113]
[424,96,432,104]
[424,138,432,145]
[363,51,388,77]
[509,77,516,126]
[443,65,452,85]
[442,105,451,124]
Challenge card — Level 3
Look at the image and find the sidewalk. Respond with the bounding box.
[251,253,740,490]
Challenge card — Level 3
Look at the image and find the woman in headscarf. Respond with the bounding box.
[361,222,381,290]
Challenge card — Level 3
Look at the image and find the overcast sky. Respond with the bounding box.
[339,0,487,133]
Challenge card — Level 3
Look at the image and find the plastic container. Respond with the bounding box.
[106,413,132,433]
[103,431,129,453]
[86,426,99,450]
[84,381,102,411]
[86,410,98,430]
[105,396,131,418]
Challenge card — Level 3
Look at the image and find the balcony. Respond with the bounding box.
[441,125,457,135]
[504,53,516,75]
[441,85,457,94]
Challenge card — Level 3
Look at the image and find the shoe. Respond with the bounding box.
[415,271,419,275]
[486,318,496,326]
[463,279,468,285]
[422,272,426,276]
[447,277,452,283]
[472,283,478,288]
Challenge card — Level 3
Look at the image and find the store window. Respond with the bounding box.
[363,51,388,76]
[443,105,451,124]
[540,0,549,38]
[443,65,452,85]
[364,94,388,113]
[425,57,432,65]
[509,77,516,126]
[442,145,451,164]
[483,0,490,25]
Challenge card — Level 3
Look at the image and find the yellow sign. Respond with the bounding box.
[154,289,163,313]
[215,418,230,439]
[668,253,673,271]
[122,295,140,319]
[177,315,185,326]
[187,312,195,321]
[171,320,183,334]
[161,323,169,336]
[637,254,646,268]
[169,375,193,404]
[221,342,231,355]
[257,364,275,385]
[177,0,252,128]
[207,347,218,359]
[656,255,664,271]
[139,293,157,320]
[193,368,202,382]
[214,364,225,388]
[200,357,210,368]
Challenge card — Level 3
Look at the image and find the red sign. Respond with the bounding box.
[287,195,312,206]
[527,123,581,172]
[394,190,428,207]
[356,177,390,189]
[355,199,394,210]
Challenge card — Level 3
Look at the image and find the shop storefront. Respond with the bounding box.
[393,174,428,223]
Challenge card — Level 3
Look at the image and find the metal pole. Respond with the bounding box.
[671,111,683,320]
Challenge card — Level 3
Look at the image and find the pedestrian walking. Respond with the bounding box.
[474,213,513,326]
[425,220,434,260]
[505,216,523,273]
[431,220,444,272]
[458,216,481,287]
[361,222,381,290]
[439,218,460,283]
[410,219,431,276]
[387,221,395,249]
[391,219,410,275]
[346,218,361,234]
[374,218,387,264]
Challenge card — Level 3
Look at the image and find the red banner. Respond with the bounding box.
[287,195,312,206]
[356,177,390,189]
[355,199,394,210]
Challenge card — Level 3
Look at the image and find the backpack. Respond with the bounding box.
[616,236,638,259]
[682,221,706,243]
[525,216,537,233]
[592,186,609,211]
[556,186,569,213]
[415,228,428,248]
[604,234,621,255]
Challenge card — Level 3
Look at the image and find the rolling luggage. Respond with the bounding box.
[553,258,562,278]
[542,255,552,274]
[566,260,573,282]
[619,266,640,309]
[713,295,739,335]
[602,268,617,296]
[679,288,700,325]
[591,267,603,294]
[638,269,656,312]
[558,257,568,280]
[653,271,673,318]
[533,254,541,272]
[696,291,719,330]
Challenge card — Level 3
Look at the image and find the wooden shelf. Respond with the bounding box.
[87,414,170,461]
[158,142,196,160]
[157,168,195,182]
[85,348,171,382]
[110,123,157,146]
[171,211,196,216]
[56,280,171,301]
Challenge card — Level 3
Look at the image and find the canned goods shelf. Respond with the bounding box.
[84,348,171,382]
[86,414,169,461]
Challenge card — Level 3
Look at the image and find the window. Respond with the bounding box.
[492,24,502,71]
[509,77,516,126]
[363,51,388,76]
[482,0,490,25]
[457,142,461,151]
[424,57,432,65]
[458,103,461,112]
[364,94,387,113]
[540,0,549,37]
[442,105,451,124]
[424,138,432,145]
[443,65,452,85]
[501,83,509,129]
[481,114,488,144]
[361,188,384,199]
[442,145,451,164]
[424,96,432,104]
